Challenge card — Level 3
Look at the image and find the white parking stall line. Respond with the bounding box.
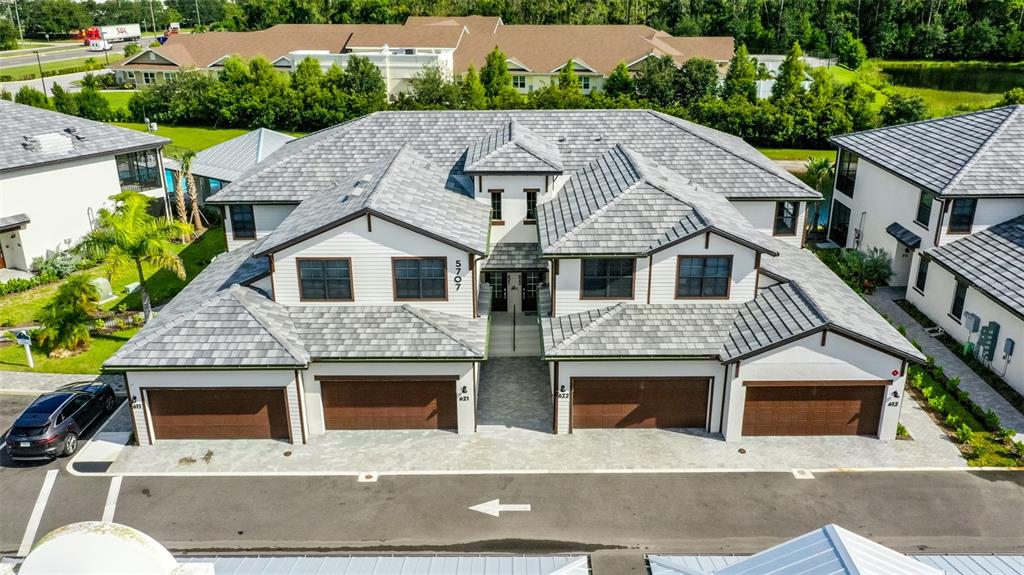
[102,476,123,523]
[18,469,59,557]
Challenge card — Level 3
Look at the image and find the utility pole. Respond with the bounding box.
[194,0,202,27]
[148,0,158,40]
[12,0,23,40]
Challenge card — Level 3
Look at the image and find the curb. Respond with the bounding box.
[65,400,131,477]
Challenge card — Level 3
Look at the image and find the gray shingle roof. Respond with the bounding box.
[720,282,825,361]
[290,305,486,359]
[106,285,309,368]
[830,105,1024,197]
[886,222,922,249]
[542,303,742,357]
[0,213,30,232]
[207,110,817,205]
[538,145,778,256]
[0,99,168,173]
[255,145,490,256]
[464,120,564,173]
[167,128,294,182]
[924,215,1024,318]
[481,242,546,270]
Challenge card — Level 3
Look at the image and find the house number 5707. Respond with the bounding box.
[453,259,463,291]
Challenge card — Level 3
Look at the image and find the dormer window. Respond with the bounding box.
[298,258,353,301]
[393,257,447,301]
[676,256,732,299]
[581,258,634,299]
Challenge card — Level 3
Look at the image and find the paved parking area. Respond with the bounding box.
[97,387,963,476]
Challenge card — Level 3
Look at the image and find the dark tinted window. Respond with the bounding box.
[677,256,732,298]
[230,205,256,240]
[581,259,634,299]
[951,280,968,319]
[836,150,858,197]
[829,201,852,247]
[490,191,503,221]
[914,258,929,292]
[12,425,49,437]
[526,190,538,221]
[915,190,934,227]
[298,259,352,301]
[773,201,799,236]
[947,199,977,234]
[26,393,72,414]
[394,258,446,300]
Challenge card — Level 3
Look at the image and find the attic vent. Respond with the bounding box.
[350,173,374,195]
[594,134,603,142]
[22,132,74,154]
[64,126,86,141]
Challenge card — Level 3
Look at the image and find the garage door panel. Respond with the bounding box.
[573,378,709,429]
[321,379,457,430]
[148,388,289,440]
[743,385,884,436]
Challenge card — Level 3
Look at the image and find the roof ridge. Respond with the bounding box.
[940,105,1022,194]
[834,104,1020,142]
[402,305,483,356]
[822,524,862,575]
[230,285,308,363]
[550,303,626,354]
[645,110,813,195]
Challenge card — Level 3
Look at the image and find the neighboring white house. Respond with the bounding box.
[0,100,168,272]
[827,105,1024,395]
[106,109,921,447]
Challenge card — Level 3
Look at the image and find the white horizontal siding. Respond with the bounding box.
[478,174,547,244]
[731,200,806,247]
[273,216,475,316]
[127,369,300,445]
[936,197,1024,247]
[225,204,295,252]
[553,257,651,315]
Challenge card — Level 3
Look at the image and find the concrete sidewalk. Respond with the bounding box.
[85,390,963,476]
[867,287,1024,442]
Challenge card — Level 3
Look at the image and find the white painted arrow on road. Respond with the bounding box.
[468,498,531,517]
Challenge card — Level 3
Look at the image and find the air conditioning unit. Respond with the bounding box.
[962,312,981,333]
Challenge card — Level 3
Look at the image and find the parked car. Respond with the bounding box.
[5,382,117,460]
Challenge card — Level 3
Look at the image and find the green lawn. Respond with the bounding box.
[0,227,226,327]
[757,148,835,162]
[112,122,252,153]
[0,329,139,373]
[100,90,135,112]
[890,85,1003,116]
[0,54,126,79]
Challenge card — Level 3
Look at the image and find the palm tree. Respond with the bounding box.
[174,151,191,234]
[36,275,99,352]
[84,191,193,322]
[183,151,207,235]
[804,156,835,238]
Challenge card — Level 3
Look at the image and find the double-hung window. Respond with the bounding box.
[915,190,934,228]
[580,76,591,90]
[393,257,446,300]
[914,257,929,293]
[947,198,977,234]
[489,190,503,223]
[229,205,256,240]
[835,150,858,197]
[525,189,538,222]
[512,75,527,89]
[773,201,799,236]
[298,258,352,301]
[676,256,732,299]
[580,258,634,299]
[951,280,968,320]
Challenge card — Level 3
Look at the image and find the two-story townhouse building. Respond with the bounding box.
[0,100,168,272]
[827,105,1024,395]
[106,109,922,447]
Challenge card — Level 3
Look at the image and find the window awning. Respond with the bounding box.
[886,222,921,249]
[0,213,30,233]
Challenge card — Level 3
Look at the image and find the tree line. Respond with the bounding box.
[5,0,1023,61]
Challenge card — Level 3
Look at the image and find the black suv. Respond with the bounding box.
[5,382,117,460]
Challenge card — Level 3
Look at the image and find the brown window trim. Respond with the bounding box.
[946,198,977,236]
[578,257,637,300]
[675,254,733,300]
[391,256,449,302]
[772,201,799,237]
[295,257,354,302]
[525,188,539,223]
[491,220,506,226]
[523,219,537,225]
[489,189,503,223]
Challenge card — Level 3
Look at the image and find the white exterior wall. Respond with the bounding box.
[292,49,455,96]
[906,261,1024,395]
[303,361,477,435]
[552,233,758,315]
[478,174,546,244]
[731,200,806,247]
[935,197,1024,247]
[1,156,128,270]
[511,73,604,94]
[224,204,295,252]
[126,369,302,445]
[272,216,475,316]
[553,360,725,434]
[724,331,906,441]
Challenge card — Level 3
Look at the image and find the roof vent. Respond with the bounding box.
[557,135,566,142]
[594,134,603,142]
[64,126,86,141]
[22,132,74,154]
[350,173,374,195]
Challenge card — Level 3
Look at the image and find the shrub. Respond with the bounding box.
[92,318,107,332]
[955,423,974,444]
[945,377,960,392]
[31,252,79,279]
[999,428,1017,444]
[945,414,961,429]
[0,271,60,296]
[983,410,1001,432]
[896,423,910,439]
[829,247,892,294]
[928,395,946,414]
[34,275,99,352]
[0,314,13,327]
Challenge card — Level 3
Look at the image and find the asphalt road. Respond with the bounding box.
[1,394,1023,558]
[0,40,146,68]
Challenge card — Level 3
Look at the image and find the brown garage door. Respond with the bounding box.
[147,388,290,440]
[572,377,709,429]
[320,378,457,430]
[742,383,886,436]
